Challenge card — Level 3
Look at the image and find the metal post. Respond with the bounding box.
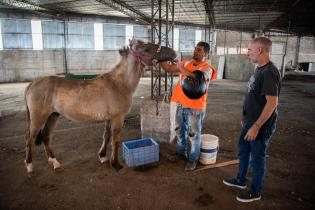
[281,32,289,78]
[165,0,168,92]
[240,30,242,54]
[282,22,290,78]
[295,36,300,66]
[224,29,227,55]
[209,27,212,55]
[63,19,68,74]
[151,0,155,99]
[150,0,174,102]
[170,0,174,96]
[158,0,162,96]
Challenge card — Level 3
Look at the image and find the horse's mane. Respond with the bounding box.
[118,46,129,57]
[98,46,130,79]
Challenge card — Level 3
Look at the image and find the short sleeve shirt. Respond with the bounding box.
[243,62,281,128]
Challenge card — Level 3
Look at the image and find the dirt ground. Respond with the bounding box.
[0,78,314,210]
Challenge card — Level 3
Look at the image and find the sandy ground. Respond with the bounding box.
[0,78,315,210]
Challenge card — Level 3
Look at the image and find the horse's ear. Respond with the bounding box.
[119,47,128,56]
[118,48,123,56]
[131,37,139,46]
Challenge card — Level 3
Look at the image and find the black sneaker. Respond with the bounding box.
[236,191,261,202]
[185,161,197,171]
[223,178,247,189]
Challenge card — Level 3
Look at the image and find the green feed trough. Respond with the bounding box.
[64,73,98,80]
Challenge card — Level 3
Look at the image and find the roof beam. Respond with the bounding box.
[203,0,215,28]
[263,0,302,33]
[95,0,207,28]
[95,0,151,24]
[0,0,65,19]
[0,0,49,11]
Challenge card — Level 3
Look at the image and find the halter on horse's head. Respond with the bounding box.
[127,38,176,68]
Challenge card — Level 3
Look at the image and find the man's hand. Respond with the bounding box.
[244,95,277,141]
[178,62,196,78]
[244,123,260,141]
[160,59,179,73]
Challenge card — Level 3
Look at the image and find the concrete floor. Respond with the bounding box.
[0,78,315,210]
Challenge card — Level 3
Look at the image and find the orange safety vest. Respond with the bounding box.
[171,59,217,110]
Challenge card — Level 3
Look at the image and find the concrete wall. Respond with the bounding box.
[181,52,254,81]
[299,36,315,63]
[203,54,255,81]
[216,30,253,49]
[209,55,219,70]
[215,30,315,72]
[0,50,120,82]
[0,10,135,83]
[2,9,315,82]
[66,50,119,74]
[224,55,255,81]
[141,99,171,143]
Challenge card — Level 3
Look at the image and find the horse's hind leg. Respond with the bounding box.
[25,114,49,173]
[41,113,62,171]
[25,130,38,174]
[98,120,110,163]
[110,116,124,171]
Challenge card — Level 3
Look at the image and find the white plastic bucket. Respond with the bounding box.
[199,134,219,165]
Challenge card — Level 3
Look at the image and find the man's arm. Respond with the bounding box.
[160,61,196,78]
[159,61,180,73]
[244,95,278,141]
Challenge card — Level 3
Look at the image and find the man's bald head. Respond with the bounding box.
[251,37,272,53]
[247,37,272,66]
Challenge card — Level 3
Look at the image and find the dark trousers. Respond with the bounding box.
[237,122,276,195]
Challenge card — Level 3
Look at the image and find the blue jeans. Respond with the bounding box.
[237,122,276,195]
[175,105,206,162]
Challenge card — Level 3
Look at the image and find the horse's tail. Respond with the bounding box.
[25,82,44,145]
[24,82,32,143]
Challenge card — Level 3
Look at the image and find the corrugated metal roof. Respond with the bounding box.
[0,0,314,36]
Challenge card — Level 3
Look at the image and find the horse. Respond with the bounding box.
[24,38,176,174]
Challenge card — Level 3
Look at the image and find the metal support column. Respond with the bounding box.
[295,36,300,66]
[63,19,68,74]
[151,0,175,104]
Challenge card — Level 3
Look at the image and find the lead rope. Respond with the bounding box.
[130,44,164,116]
[153,63,170,116]
[151,59,160,115]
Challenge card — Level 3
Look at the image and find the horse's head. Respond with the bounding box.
[128,38,176,66]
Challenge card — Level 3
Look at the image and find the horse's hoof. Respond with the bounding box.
[24,160,33,173]
[99,156,109,164]
[27,171,35,178]
[54,166,64,172]
[110,161,123,172]
[48,157,62,170]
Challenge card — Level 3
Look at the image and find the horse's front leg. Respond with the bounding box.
[98,120,111,163]
[110,116,124,171]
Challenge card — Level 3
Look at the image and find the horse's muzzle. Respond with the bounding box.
[156,46,177,63]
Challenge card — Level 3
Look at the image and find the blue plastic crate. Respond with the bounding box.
[122,138,159,167]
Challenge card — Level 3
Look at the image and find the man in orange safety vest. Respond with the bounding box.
[160,41,217,171]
